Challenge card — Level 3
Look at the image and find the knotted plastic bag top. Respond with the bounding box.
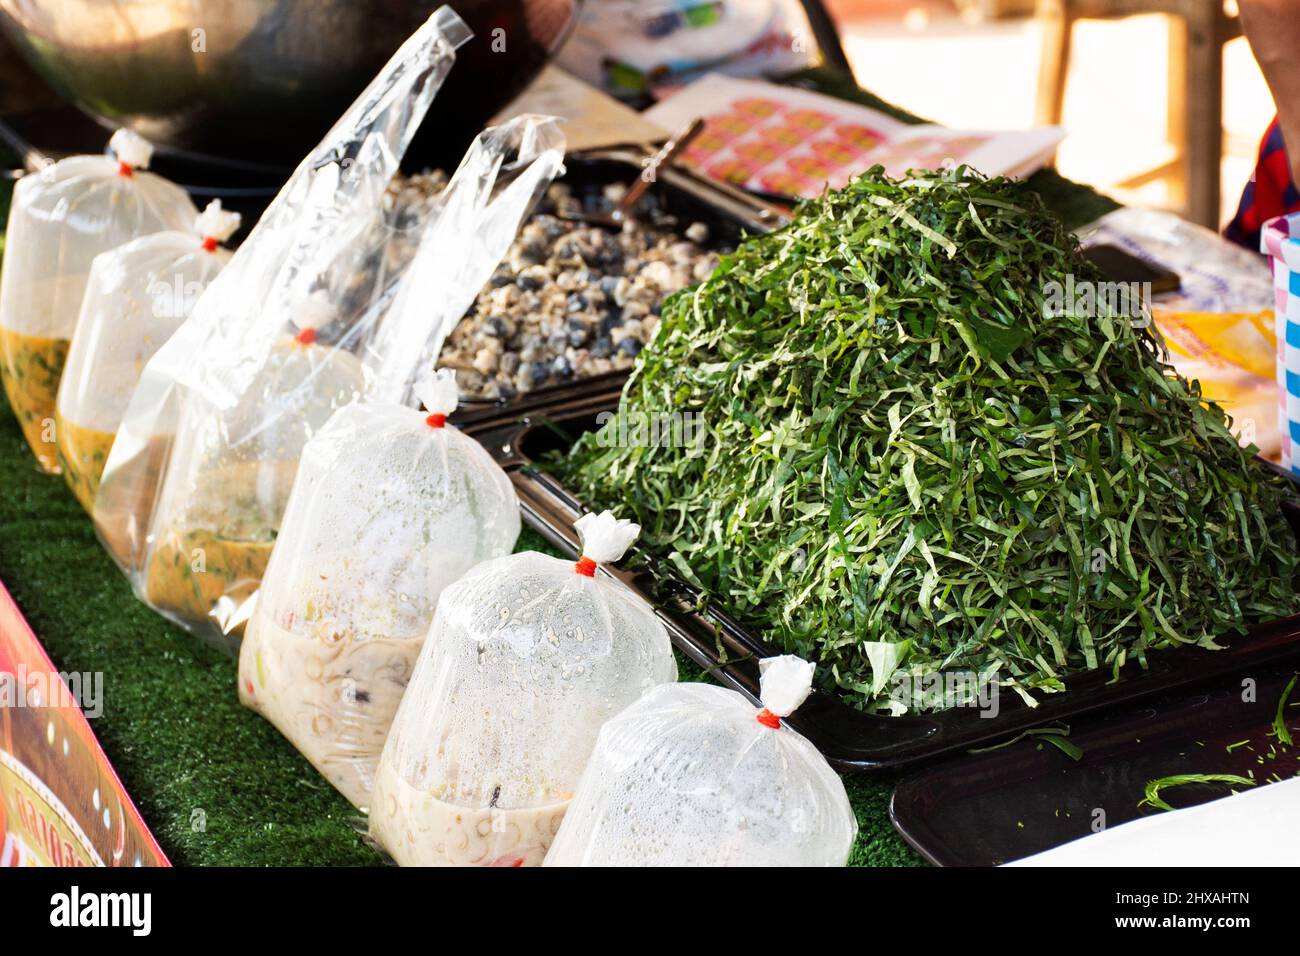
[0,129,198,341]
[56,198,239,429]
[253,367,520,643]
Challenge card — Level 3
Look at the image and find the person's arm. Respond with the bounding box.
[1239,0,1300,186]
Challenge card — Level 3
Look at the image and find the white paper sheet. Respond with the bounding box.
[1008,775,1300,866]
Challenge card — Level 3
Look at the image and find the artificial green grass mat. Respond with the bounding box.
[0,79,1114,865]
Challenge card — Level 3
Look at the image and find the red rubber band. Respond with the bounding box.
[295,328,317,345]
[425,413,446,428]
[201,236,219,252]
[574,556,597,577]
[755,708,781,729]
[118,161,134,178]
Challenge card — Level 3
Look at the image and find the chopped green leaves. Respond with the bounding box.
[1273,673,1298,747]
[1140,774,1256,812]
[968,723,1082,760]
[558,166,1300,713]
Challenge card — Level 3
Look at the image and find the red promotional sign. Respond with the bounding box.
[0,580,167,867]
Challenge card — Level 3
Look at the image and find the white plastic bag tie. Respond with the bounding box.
[573,511,640,575]
[195,200,242,250]
[292,290,335,345]
[414,368,458,427]
[755,655,816,728]
[109,128,154,174]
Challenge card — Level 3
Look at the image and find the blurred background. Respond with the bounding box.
[0,0,1271,228]
[824,0,1267,228]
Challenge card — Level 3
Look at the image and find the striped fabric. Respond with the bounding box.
[1228,118,1300,252]
[1262,212,1300,471]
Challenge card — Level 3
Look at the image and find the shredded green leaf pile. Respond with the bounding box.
[557,166,1300,713]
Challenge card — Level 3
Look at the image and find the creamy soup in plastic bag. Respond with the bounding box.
[370,512,677,866]
[239,371,520,807]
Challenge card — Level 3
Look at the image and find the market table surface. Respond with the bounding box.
[0,76,1117,867]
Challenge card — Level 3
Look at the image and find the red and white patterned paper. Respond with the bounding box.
[646,74,1064,198]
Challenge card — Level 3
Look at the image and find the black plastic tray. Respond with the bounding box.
[889,657,1300,865]
[459,392,1300,773]
[453,147,782,427]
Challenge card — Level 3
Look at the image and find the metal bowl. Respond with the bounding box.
[0,0,580,169]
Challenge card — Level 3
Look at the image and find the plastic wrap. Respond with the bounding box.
[1081,207,1281,459]
[369,512,677,866]
[54,200,241,513]
[92,8,471,643]
[365,115,567,408]
[0,129,198,472]
[95,8,560,648]
[543,655,857,866]
[238,370,520,808]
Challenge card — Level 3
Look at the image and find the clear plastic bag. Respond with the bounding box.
[55,200,241,514]
[95,9,561,648]
[93,7,470,615]
[129,296,370,643]
[238,370,521,808]
[0,129,198,472]
[543,656,858,866]
[369,512,678,866]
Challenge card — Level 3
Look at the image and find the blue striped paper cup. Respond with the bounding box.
[1262,213,1300,473]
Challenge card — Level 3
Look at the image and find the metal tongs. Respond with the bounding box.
[562,118,706,230]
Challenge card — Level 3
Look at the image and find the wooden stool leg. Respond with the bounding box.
[1167,14,1188,211]
[1182,5,1224,228]
[1035,0,1073,127]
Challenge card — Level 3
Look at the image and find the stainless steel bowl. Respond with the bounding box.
[0,0,580,168]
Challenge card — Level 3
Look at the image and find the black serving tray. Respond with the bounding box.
[459,391,1300,773]
[889,657,1300,865]
[452,146,783,427]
